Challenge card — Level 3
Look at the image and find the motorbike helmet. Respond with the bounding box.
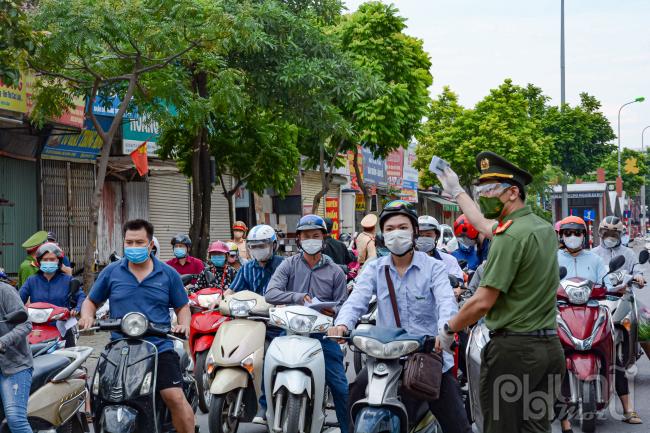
[453,215,479,240]
[35,242,64,263]
[558,216,587,234]
[378,200,418,233]
[171,233,192,248]
[152,236,160,258]
[248,224,278,244]
[232,221,248,234]
[418,215,441,235]
[207,241,229,254]
[324,217,334,234]
[599,216,625,235]
[226,241,239,256]
[296,214,328,234]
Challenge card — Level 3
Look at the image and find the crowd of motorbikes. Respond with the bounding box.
[5,233,650,433]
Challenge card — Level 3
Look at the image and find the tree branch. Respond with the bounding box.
[134,41,201,75]
[27,62,89,87]
[86,80,109,143]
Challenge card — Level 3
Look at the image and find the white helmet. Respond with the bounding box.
[247,224,277,262]
[418,215,440,234]
[247,224,277,243]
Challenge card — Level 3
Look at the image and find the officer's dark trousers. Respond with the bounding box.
[480,335,565,433]
[349,368,471,433]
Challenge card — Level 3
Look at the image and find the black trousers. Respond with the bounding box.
[350,367,472,433]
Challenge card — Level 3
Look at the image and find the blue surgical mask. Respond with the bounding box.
[39,261,58,274]
[211,256,226,267]
[173,247,188,259]
[124,247,150,264]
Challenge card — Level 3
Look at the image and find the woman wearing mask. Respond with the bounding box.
[19,243,85,347]
[196,241,237,290]
[592,216,643,280]
[451,214,480,271]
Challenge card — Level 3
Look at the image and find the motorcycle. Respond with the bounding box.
[188,286,229,413]
[1,310,93,432]
[205,290,270,433]
[264,305,336,433]
[598,250,649,369]
[27,301,77,347]
[90,312,198,433]
[347,326,440,433]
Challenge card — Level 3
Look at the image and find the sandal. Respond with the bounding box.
[623,411,642,424]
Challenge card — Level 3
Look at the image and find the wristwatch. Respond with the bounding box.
[443,323,455,335]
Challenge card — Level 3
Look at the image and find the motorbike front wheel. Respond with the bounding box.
[282,393,303,433]
[579,381,597,433]
[195,351,212,413]
[208,391,240,433]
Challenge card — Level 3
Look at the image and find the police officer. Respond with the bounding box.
[435,152,565,433]
[18,230,48,287]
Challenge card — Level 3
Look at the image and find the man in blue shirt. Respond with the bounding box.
[330,200,471,433]
[230,224,284,295]
[78,219,194,433]
[20,242,85,347]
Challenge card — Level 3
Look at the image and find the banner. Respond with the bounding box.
[355,194,366,211]
[386,148,404,188]
[42,129,102,161]
[347,148,363,191]
[0,77,27,113]
[325,197,340,239]
[24,73,86,128]
[362,147,387,187]
[401,142,419,203]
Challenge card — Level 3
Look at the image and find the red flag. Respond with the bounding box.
[130,141,149,176]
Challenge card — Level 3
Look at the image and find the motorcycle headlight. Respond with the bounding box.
[565,284,592,305]
[197,293,221,309]
[230,299,256,317]
[352,336,420,359]
[288,313,316,333]
[121,313,148,337]
[92,373,100,395]
[269,311,287,328]
[140,372,153,395]
[28,308,53,324]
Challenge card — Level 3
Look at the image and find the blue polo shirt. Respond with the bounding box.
[20,270,86,311]
[89,257,189,353]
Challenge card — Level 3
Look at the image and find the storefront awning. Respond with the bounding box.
[425,195,460,212]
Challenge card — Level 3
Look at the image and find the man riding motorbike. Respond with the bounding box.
[265,214,350,433]
[330,200,471,433]
[230,224,284,296]
[78,219,195,433]
[593,216,644,282]
[451,215,480,271]
[166,234,205,283]
[19,242,85,347]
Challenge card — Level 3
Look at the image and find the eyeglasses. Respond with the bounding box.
[475,182,512,198]
[561,230,584,237]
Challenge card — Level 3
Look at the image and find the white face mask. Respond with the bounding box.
[415,236,436,253]
[603,237,619,249]
[250,245,272,262]
[384,229,414,256]
[563,235,583,250]
[300,239,323,255]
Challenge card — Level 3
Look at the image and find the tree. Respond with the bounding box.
[26,0,218,289]
[415,79,552,191]
[0,0,34,85]
[544,93,615,177]
[589,149,648,197]
[318,1,432,213]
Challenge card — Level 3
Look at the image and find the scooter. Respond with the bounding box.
[347,326,440,433]
[205,290,270,433]
[27,301,77,346]
[264,305,335,433]
[90,312,198,433]
[188,287,229,413]
[598,250,649,369]
[0,310,93,432]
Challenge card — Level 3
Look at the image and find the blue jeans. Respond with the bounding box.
[319,335,350,433]
[0,368,33,433]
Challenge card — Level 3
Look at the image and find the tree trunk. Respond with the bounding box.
[352,149,371,215]
[312,142,328,214]
[82,78,137,292]
[189,130,204,258]
[198,126,211,257]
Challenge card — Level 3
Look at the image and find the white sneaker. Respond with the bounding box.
[252,409,267,425]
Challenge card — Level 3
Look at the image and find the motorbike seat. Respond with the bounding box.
[30,354,71,393]
[351,326,424,345]
[30,342,53,356]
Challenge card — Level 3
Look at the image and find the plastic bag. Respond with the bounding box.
[638,301,650,342]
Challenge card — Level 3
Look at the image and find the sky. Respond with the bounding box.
[343,0,650,151]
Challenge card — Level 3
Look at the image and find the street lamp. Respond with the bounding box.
[618,96,645,177]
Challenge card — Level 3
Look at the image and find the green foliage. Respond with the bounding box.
[415,79,552,189]
[586,148,648,196]
[0,0,34,85]
[544,93,616,177]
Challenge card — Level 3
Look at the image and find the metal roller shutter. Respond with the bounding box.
[210,176,235,244]
[148,173,192,261]
[300,170,340,216]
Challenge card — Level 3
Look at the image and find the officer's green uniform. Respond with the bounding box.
[18,231,48,287]
[475,152,565,433]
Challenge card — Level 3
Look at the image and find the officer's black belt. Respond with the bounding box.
[489,329,557,338]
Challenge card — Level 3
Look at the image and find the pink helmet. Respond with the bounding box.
[554,221,561,233]
[208,241,229,254]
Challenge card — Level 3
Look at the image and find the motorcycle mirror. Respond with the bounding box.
[457,259,468,269]
[448,275,460,288]
[180,274,194,285]
[3,309,28,324]
[609,255,626,272]
[559,267,567,280]
[639,250,649,265]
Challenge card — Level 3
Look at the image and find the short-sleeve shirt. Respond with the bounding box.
[480,206,559,332]
[165,256,205,277]
[89,257,189,353]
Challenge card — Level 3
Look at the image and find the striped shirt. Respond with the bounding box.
[230,255,284,295]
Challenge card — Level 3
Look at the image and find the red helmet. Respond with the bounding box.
[453,215,479,239]
[208,241,229,254]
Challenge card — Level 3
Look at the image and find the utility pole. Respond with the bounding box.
[560,0,569,218]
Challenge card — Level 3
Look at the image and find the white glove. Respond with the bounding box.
[437,167,465,198]
[435,323,456,354]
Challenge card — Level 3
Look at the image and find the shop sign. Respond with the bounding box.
[42,129,102,161]
[325,197,340,239]
[386,148,404,188]
[24,72,85,128]
[0,77,27,113]
[355,194,365,211]
[122,112,160,156]
[401,180,418,203]
[401,143,419,203]
[362,147,386,187]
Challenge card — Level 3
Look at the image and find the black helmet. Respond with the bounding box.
[171,234,192,248]
[379,200,418,233]
[324,217,334,234]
